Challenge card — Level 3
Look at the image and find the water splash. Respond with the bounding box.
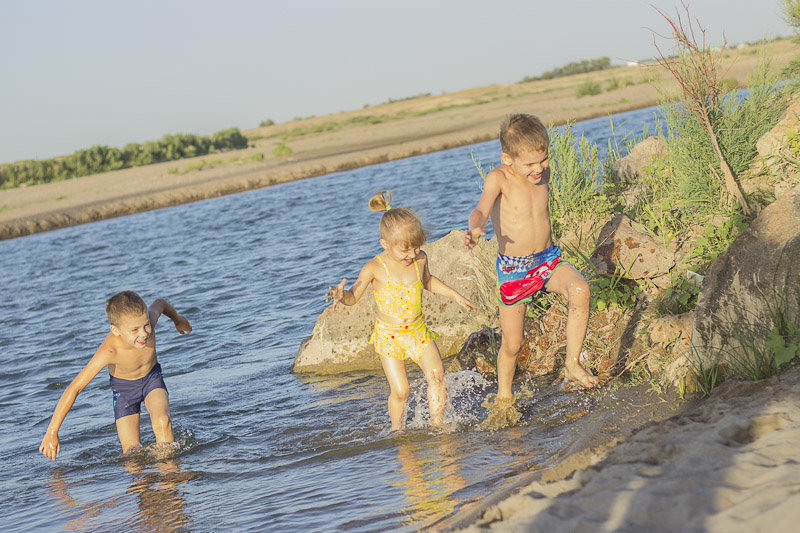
[406,370,491,431]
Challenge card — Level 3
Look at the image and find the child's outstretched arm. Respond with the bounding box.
[326,261,375,310]
[39,347,111,460]
[149,299,192,335]
[419,253,475,312]
[465,169,503,254]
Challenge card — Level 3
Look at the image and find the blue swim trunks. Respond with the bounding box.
[496,244,563,306]
[110,363,168,420]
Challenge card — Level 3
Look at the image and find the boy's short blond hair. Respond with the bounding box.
[369,190,428,248]
[500,114,549,156]
[106,291,147,325]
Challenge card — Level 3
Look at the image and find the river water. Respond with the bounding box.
[0,106,660,532]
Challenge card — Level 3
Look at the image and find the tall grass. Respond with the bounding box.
[547,122,616,235]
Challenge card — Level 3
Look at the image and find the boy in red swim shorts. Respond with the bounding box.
[465,114,599,406]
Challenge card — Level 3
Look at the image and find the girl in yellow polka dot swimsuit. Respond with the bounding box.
[326,191,474,430]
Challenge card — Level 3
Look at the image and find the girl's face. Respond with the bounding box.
[381,237,420,266]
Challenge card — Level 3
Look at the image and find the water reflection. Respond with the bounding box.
[48,469,122,531]
[47,459,200,531]
[394,436,465,529]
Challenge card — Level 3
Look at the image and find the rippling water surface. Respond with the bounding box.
[0,107,660,532]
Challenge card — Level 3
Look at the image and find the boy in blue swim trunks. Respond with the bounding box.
[39,291,192,459]
[465,113,599,403]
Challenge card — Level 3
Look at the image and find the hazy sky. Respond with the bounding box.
[1,0,793,164]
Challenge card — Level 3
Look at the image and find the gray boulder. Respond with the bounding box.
[745,96,800,201]
[613,136,668,184]
[591,214,675,287]
[688,186,800,377]
[292,230,498,374]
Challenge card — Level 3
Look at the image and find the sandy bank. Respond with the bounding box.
[451,367,800,532]
[1,39,792,241]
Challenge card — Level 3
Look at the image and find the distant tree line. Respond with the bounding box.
[520,57,612,83]
[0,127,248,188]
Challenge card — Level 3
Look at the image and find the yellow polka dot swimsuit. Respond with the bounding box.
[369,255,437,363]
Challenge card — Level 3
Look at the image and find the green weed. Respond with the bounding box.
[183,160,207,172]
[272,143,292,158]
[562,241,641,313]
[656,273,701,315]
[576,79,603,97]
[687,347,726,397]
[724,297,800,381]
[470,150,492,190]
[687,214,748,273]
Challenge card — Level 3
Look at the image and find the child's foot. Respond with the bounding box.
[564,351,600,389]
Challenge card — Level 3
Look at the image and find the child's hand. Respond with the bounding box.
[456,294,476,312]
[326,279,346,310]
[464,228,485,255]
[39,432,60,461]
[174,315,192,335]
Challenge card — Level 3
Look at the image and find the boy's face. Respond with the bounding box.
[502,148,550,184]
[110,312,152,349]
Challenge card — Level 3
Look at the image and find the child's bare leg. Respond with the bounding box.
[497,303,526,401]
[547,264,600,388]
[144,388,174,445]
[418,341,446,427]
[380,356,410,431]
[115,414,142,453]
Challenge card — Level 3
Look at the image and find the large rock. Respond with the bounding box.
[746,96,800,200]
[591,214,675,287]
[292,230,498,374]
[613,136,668,184]
[688,186,800,377]
[449,300,631,381]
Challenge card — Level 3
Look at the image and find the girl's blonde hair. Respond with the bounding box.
[368,190,427,248]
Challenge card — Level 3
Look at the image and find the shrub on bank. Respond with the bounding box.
[0,127,249,189]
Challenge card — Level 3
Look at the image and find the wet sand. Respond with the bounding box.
[1,39,793,240]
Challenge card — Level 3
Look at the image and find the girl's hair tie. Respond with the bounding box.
[385,204,391,211]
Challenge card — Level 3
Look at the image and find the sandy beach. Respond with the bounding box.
[1,39,793,241]
[452,367,800,532]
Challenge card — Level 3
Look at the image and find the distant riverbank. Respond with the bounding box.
[0,39,793,241]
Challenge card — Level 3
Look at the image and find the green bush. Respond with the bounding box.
[0,127,249,188]
[521,57,611,82]
[272,143,292,158]
[576,79,603,97]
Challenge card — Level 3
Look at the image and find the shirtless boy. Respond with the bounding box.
[465,113,599,403]
[39,291,192,459]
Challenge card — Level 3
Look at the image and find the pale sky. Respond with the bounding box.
[0,0,793,164]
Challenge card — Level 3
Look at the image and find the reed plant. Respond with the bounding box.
[547,122,615,235]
